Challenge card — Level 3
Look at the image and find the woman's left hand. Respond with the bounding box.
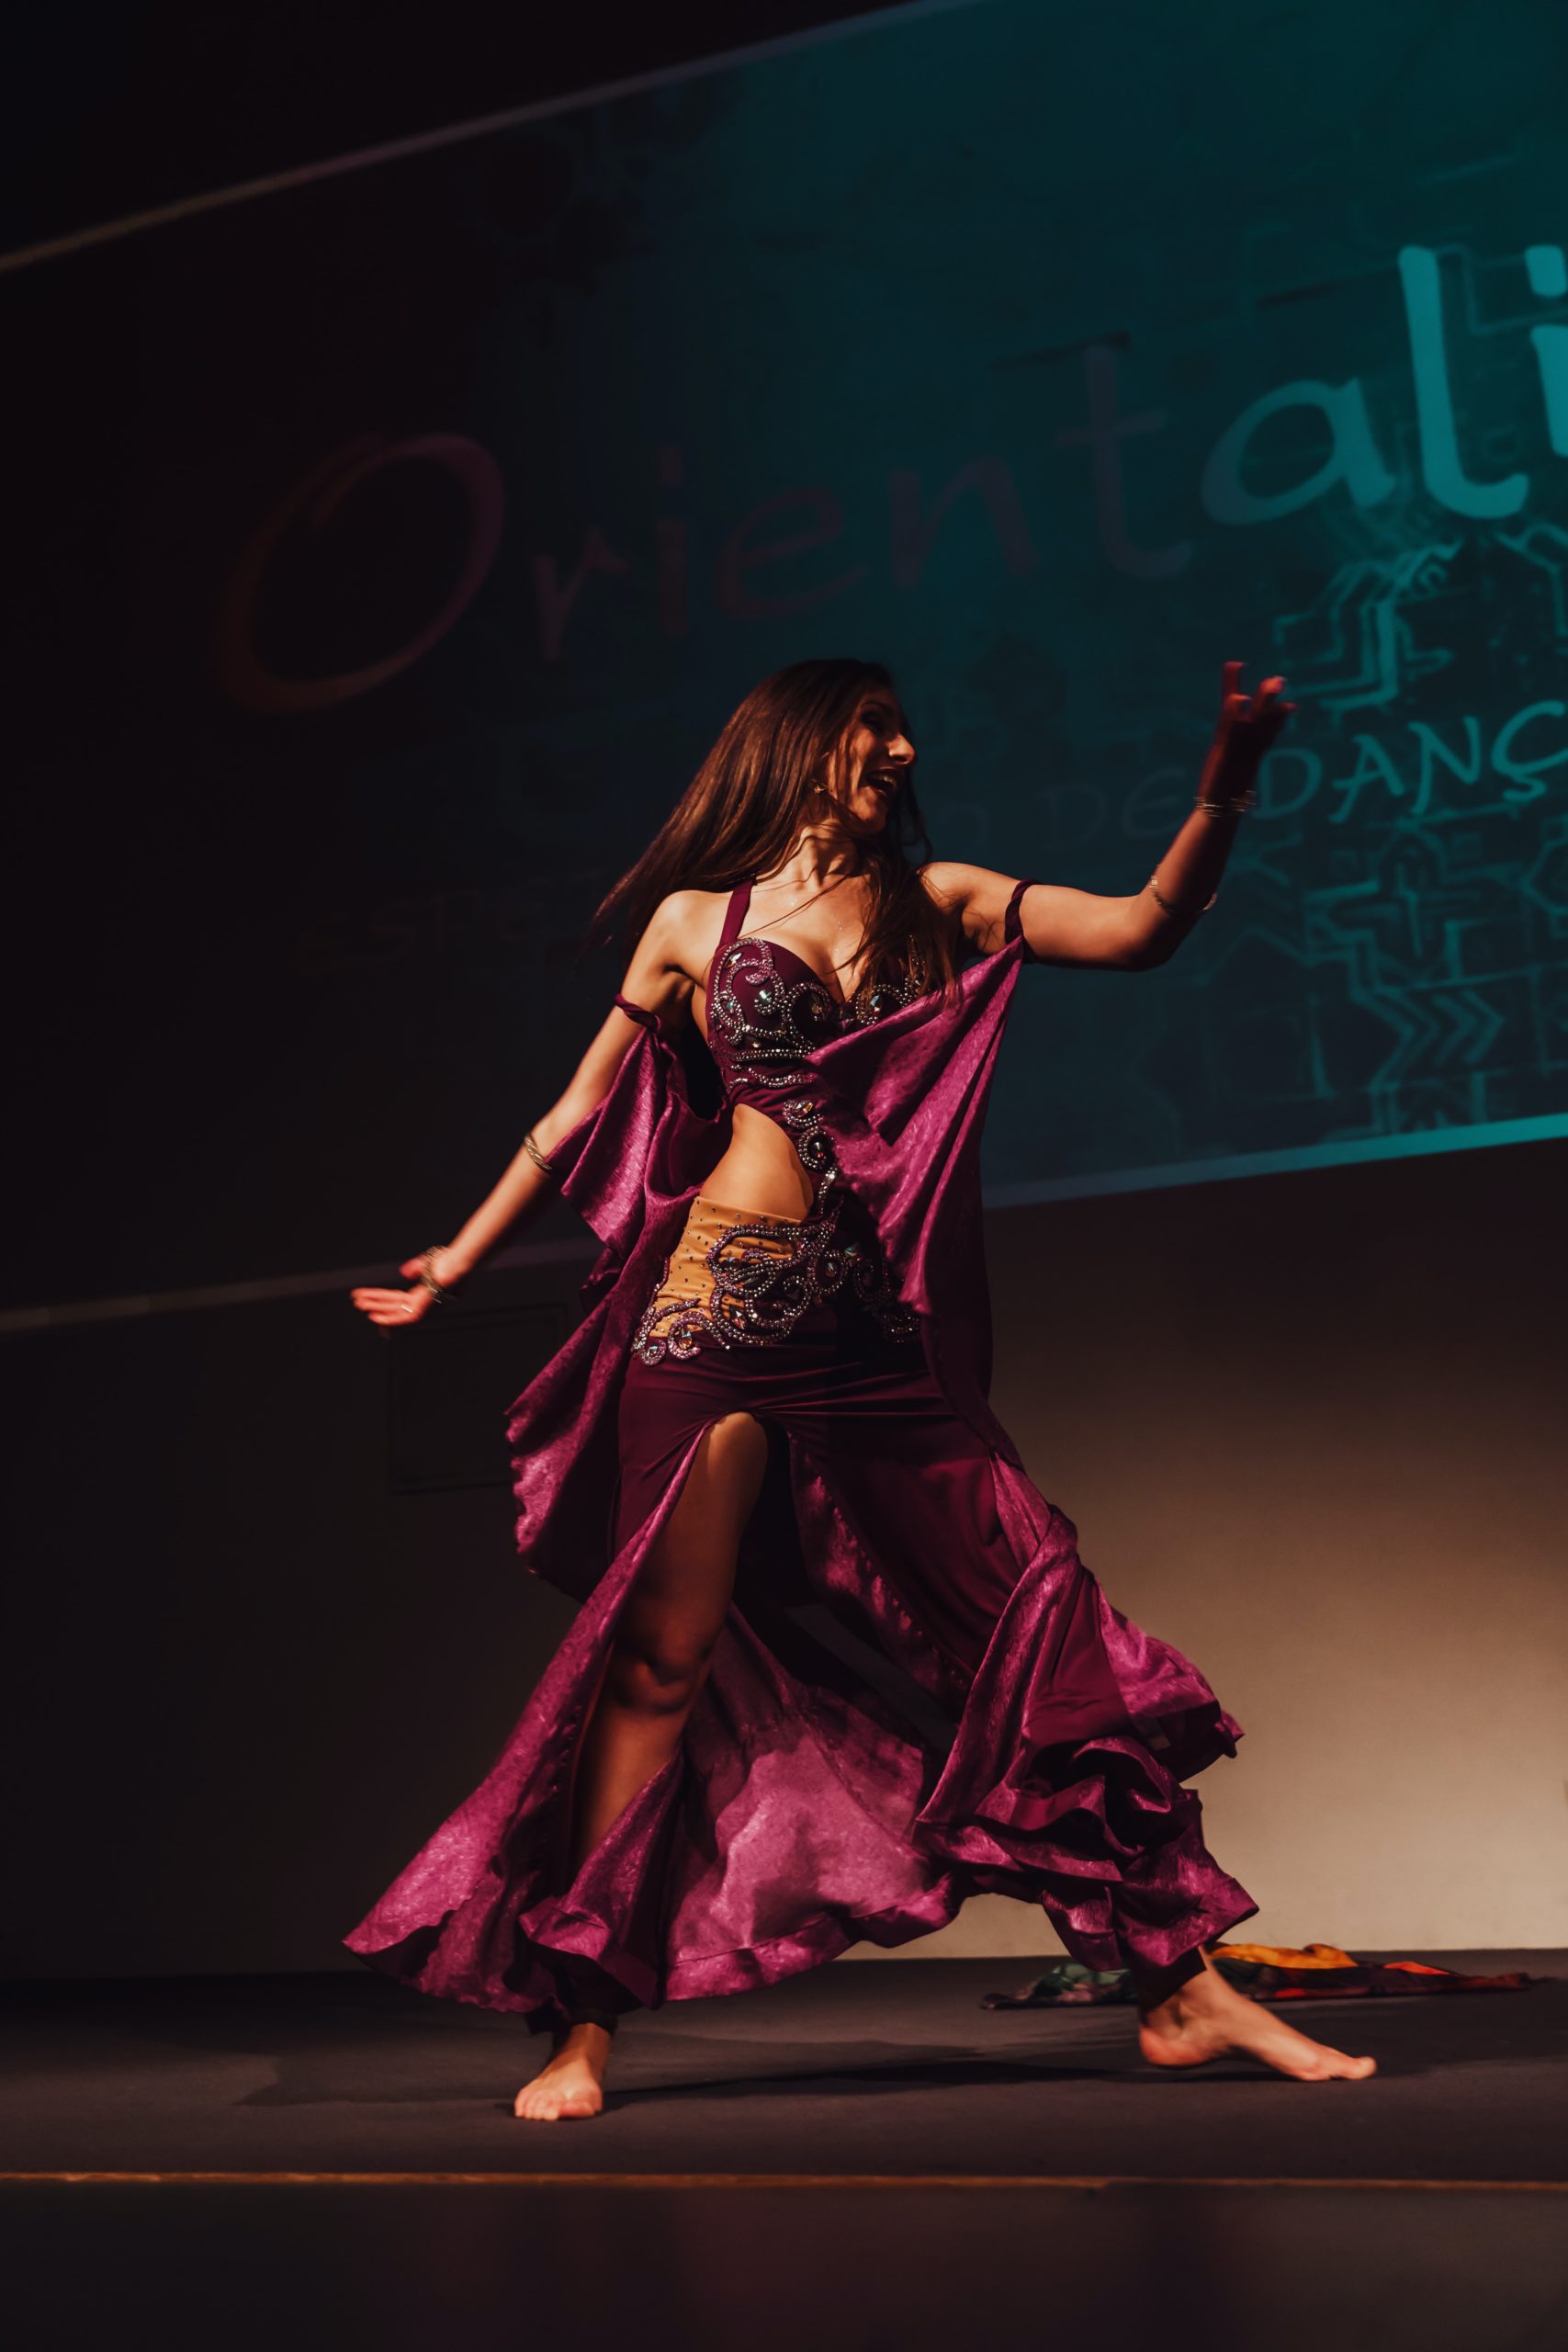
[1201,661,1296,797]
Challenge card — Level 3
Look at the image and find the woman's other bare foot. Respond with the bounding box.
[513,2021,614,2120]
[1137,1952,1376,2083]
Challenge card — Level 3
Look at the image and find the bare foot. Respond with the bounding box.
[513,2021,614,2120]
[1138,1954,1376,2083]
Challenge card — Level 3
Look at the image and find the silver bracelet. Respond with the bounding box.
[523,1127,556,1177]
[1148,874,1218,920]
[415,1245,454,1303]
[1194,789,1257,814]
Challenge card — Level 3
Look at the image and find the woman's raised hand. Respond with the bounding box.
[1201,660,1296,797]
[349,1256,442,1329]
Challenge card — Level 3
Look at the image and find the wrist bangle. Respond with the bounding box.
[1148,874,1218,920]
[416,1245,456,1303]
[523,1127,557,1178]
[1194,790,1257,814]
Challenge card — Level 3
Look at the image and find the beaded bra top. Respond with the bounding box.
[614,875,1037,1210]
[701,875,1038,1208]
[692,877,919,1204]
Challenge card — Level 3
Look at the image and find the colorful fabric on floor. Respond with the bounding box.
[981,1943,1538,2007]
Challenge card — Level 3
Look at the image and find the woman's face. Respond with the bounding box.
[828,690,916,834]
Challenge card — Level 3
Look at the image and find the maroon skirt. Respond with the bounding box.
[615,1195,1033,1681]
[346,1189,1256,2033]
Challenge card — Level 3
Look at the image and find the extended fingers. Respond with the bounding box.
[1252,676,1297,736]
[349,1284,423,1323]
[1224,666,1294,726]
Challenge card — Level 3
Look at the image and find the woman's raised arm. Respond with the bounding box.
[347,894,696,1328]
[922,663,1293,971]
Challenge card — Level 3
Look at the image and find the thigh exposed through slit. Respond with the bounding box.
[564,1408,772,1878]
[610,1409,769,1682]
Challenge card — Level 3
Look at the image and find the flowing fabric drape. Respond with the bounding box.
[345,929,1256,2023]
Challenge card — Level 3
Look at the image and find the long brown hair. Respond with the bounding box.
[584,659,964,1002]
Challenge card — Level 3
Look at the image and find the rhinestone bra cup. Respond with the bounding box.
[705,931,922,1207]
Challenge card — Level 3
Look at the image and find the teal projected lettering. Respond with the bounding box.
[207,0,1568,1196]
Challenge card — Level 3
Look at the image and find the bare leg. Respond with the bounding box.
[515,1411,770,2120]
[1135,1946,1377,2082]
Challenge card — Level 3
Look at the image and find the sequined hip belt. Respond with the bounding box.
[630,1192,918,1367]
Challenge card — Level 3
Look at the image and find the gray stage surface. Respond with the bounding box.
[3,1953,1562,2181]
[4,1956,1564,2352]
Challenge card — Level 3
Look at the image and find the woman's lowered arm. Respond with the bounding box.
[348,893,694,1328]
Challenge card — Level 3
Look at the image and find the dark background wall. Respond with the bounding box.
[5,0,1565,1977]
[4,0,913,260]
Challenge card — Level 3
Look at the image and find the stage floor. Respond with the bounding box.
[4,1956,1565,2351]
[3,1953,1562,2182]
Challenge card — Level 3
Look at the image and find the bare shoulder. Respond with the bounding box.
[915,859,1021,951]
[626,888,713,975]
[916,859,992,911]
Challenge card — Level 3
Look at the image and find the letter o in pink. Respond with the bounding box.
[214,433,504,713]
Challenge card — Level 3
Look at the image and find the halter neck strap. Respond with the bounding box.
[717,877,754,950]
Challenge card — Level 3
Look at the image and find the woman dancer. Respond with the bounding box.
[347,657,1376,2119]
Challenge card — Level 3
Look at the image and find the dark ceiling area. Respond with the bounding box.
[5,0,916,257]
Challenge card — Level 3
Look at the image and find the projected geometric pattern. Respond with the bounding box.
[426,2,1568,1193]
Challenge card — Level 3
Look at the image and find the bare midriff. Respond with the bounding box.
[693,989,819,1222]
[703,1105,817,1220]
